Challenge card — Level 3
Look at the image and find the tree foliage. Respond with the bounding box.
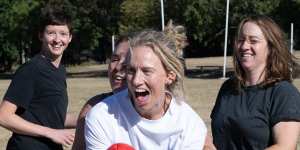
[0,0,300,71]
[119,0,161,33]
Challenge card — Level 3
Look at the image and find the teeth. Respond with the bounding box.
[115,75,124,80]
[240,53,252,57]
[53,45,61,48]
[135,89,146,92]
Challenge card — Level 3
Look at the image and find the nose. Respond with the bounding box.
[116,60,126,72]
[131,70,143,87]
[53,34,60,42]
[239,40,250,50]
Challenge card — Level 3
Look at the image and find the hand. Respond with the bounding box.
[203,134,216,150]
[46,128,75,147]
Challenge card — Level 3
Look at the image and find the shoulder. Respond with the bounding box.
[214,77,238,98]
[268,80,300,106]
[85,90,130,131]
[273,80,297,90]
[173,100,207,142]
[86,92,113,107]
[15,55,47,74]
[272,81,300,96]
[174,100,205,127]
[177,101,198,115]
[221,77,236,90]
[77,92,113,119]
[12,56,41,79]
[86,89,129,119]
[268,81,300,126]
[16,56,40,72]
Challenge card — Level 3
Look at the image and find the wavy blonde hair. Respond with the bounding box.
[128,20,188,101]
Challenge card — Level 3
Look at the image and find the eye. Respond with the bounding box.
[126,67,135,75]
[47,31,55,36]
[142,68,153,76]
[60,32,69,37]
[110,56,120,62]
[249,39,259,44]
[237,38,245,43]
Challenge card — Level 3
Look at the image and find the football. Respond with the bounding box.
[107,143,135,150]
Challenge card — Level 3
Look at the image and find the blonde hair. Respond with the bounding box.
[129,20,188,101]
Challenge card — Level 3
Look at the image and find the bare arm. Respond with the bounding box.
[65,112,78,128]
[0,100,75,146]
[203,132,217,150]
[265,121,300,150]
[72,103,93,150]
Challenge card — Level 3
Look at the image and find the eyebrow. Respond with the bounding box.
[239,35,264,40]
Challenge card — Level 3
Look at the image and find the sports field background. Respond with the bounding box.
[1,53,300,149]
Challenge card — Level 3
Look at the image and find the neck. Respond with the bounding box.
[245,66,266,86]
[40,50,62,68]
[139,93,172,120]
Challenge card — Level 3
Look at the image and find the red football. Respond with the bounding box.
[107,143,135,150]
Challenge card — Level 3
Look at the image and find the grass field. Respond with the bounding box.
[0,54,300,149]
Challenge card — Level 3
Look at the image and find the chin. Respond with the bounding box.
[112,86,125,93]
[50,52,63,57]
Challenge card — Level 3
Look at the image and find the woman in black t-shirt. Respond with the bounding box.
[211,15,300,150]
[0,6,74,150]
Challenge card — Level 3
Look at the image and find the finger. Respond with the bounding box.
[65,138,73,146]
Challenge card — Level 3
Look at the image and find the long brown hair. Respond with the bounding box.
[233,15,297,90]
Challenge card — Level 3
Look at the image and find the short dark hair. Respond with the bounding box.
[115,34,129,47]
[38,6,72,34]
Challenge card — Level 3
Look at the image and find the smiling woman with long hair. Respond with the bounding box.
[211,15,300,150]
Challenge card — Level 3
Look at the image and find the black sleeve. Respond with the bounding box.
[3,64,35,109]
[270,81,300,126]
[86,92,113,107]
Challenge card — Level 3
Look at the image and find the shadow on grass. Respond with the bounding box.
[0,70,109,80]
[66,70,108,78]
[185,65,234,79]
[0,73,13,80]
[0,66,238,80]
[2,65,300,79]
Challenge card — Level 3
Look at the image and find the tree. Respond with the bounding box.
[66,0,123,64]
[0,0,40,71]
[181,0,281,57]
[119,0,161,33]
[273,0,300,49]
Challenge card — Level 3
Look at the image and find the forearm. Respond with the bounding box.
[265,144,296,150]
[65,112,78,128]
[0,113,52,138]
[72,117,86,150]
[72,104,91,150]
[0,100,75,146]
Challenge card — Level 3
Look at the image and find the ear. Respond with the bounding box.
[68,34,72,42]
[38,32,43,41]
[166,71,176,85]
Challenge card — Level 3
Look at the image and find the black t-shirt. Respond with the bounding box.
[3,55,68,150]
[211,78,300,150]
